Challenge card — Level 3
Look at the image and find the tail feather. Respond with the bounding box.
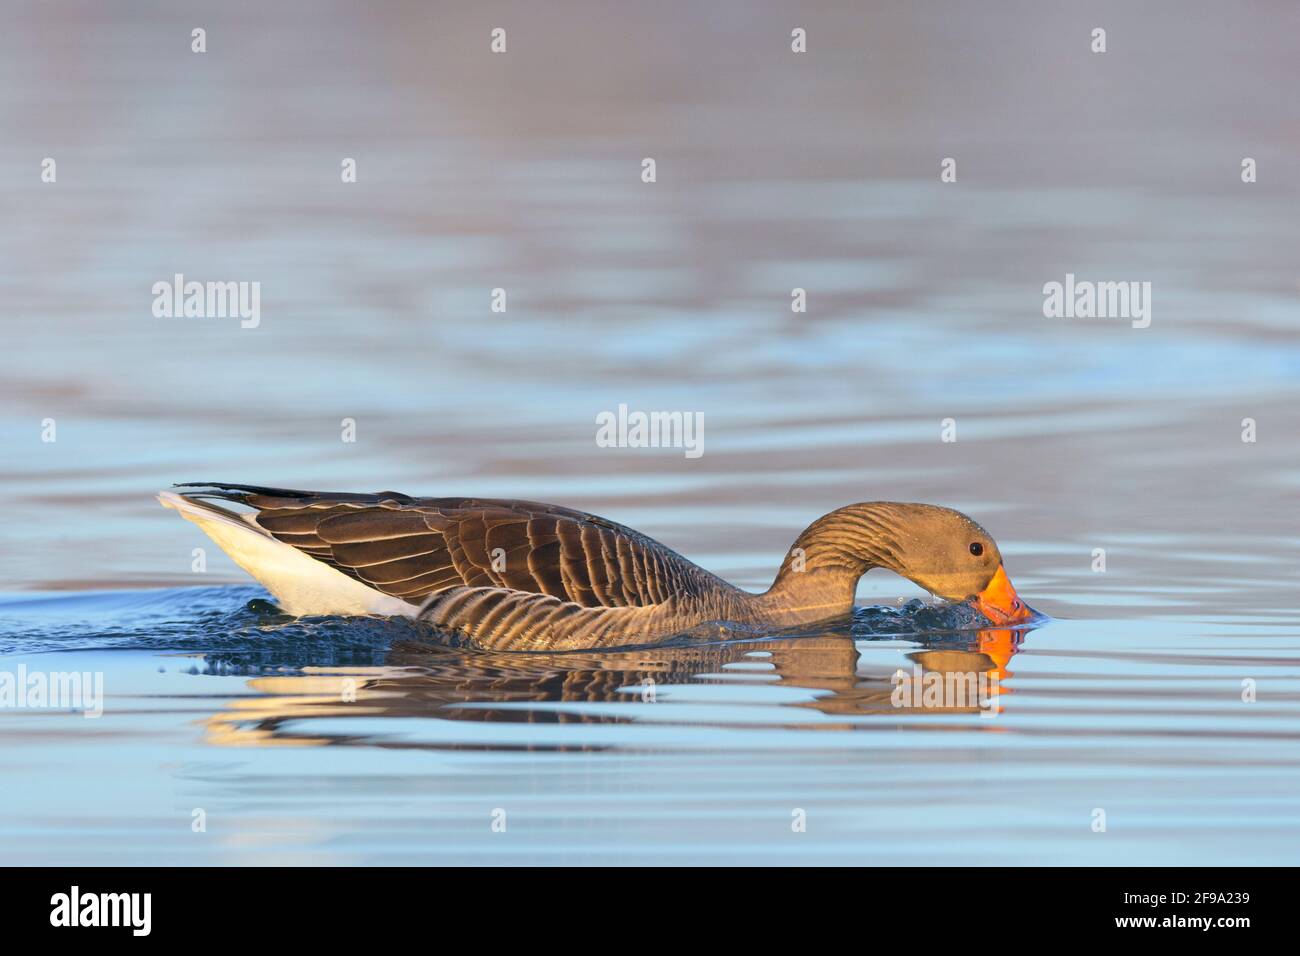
[158,487,420,617]
[157,489,267,533]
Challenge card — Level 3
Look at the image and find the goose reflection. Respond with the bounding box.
[201,627,1026,749]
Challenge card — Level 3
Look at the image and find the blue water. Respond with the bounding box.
[2,585,1298,864]
[2,1,1299,864]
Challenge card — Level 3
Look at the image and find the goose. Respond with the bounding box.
[159,483,1035,651]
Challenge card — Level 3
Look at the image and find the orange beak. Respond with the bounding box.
[973,564,1033,625]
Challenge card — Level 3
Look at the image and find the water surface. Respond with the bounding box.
[2,1,1298,865]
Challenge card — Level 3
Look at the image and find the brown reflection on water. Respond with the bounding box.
[202,628,1024,748]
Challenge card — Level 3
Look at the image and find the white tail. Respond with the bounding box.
[158,491,420,617]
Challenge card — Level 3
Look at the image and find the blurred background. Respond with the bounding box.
[2,0,1297,614]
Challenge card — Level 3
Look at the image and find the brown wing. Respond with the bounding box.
[172,483,727,607]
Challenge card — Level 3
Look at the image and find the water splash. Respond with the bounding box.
[0,586,1035,669]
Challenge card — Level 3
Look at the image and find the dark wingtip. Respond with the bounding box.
[169,482,321,506]
[170,483,415,504]
[173,482,314,496]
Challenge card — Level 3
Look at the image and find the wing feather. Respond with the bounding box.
[171,484,726,609]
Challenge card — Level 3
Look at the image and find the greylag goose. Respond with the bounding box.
[159,483,1034,651]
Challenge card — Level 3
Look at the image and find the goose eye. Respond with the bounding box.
[969,542,984,557]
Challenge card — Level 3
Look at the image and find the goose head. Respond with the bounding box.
[880,504,1034,625]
